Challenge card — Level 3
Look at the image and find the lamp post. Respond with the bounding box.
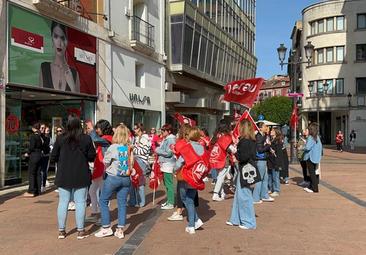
[308,81,329,125]
[277,41,314,164]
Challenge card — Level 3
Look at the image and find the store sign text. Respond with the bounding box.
[129,93,151,105]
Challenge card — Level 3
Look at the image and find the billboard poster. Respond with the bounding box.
[8,4,97,96]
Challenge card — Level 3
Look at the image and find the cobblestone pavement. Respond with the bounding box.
[0,148,365,255]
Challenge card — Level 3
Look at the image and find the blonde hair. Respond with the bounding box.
[239,119,256,141]
[112,124,131,145]
[188,126,201,142]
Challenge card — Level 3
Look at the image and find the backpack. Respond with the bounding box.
[117,145,131,176]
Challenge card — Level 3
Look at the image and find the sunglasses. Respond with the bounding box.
[56,130,62,133]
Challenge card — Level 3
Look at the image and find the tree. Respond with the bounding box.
[251,96,292,125]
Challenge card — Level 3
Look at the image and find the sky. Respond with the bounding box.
[256,0,320,79]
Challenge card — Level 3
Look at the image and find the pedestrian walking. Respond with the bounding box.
[156,123,176,210]
[51,116,96,239]
[297,129,310,187]
[94,124,134,239]
[349,130,356,151]
[335,130,344,152]
[303,122,323,193]
[23,123,43,197]
[40,124,51,192]
[226,119,257,229]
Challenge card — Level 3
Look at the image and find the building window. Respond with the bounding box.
[357,14,366,29]
[325,79,333,94]
[135,63,144,88]
[170,15,183,64]
[326,17,334,32]
[317,49,324,64]
[356,78,366,94]
[336,46,345,62]
[318,19,324,33]
[326,47,333,62]
[183,17,194,66]
[311,21,316,35]
[335,78,344,94]
[356,44,366,61]
[336,16,344,30]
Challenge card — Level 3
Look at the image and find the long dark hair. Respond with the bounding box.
[95,119,113,136]
[210,119,231,145]
[64,116,82,145]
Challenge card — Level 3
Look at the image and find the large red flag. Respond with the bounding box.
[223,78,264,107]
[149,158,163,190]
[174,112,196,126]
[232,110,259,139]
[290,104,299,128]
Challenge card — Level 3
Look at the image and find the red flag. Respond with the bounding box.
[223,78,264,107]
[290,104,298,128]
[174,112,196,126]
[232,110,259,139]
[149,158,163,190]
[131,160,143,188]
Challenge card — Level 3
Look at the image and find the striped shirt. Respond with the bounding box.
[133,134,151,164]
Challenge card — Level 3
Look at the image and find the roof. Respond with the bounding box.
[261,75,290,90]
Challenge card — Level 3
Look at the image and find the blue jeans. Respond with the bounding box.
[229,175,256,229]
[100,174,131,228]
[211,169,218,181]
[180,184,199,228]
[268,169,280,193]
[253,160,270,202]
[57,187,88,231]
[128,184,145,207]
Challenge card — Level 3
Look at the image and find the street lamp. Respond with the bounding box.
[308,80,328,125]
[347,92,352,107]
[277,41,315,164]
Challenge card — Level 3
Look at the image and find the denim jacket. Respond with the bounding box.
[303,135,322,164]
[156,134,176,164]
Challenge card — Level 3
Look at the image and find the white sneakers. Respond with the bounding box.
[253,200,263,204]
[270,192,280,197]
[212,193,224,202]
[194,219,204,230]
[168,212,183,221]
[114,228,124,239]
[185,227,195,234]
[68,202,75,211]
[262,197,275,202]
[161,204,174,210]
[304,187,314,193]
[94,227,113,238]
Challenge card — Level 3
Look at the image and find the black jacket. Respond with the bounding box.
[28,133,43,162]
[41,134,51,155]
[51,134,96,189]
[237,138,257,188]
[255,132,271,160]
[267,139,285,170]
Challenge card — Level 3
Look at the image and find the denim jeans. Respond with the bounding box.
[268,169,280,193]
[229,175,256,229]
[180,184,199,228]
[213,166,230,195]
[128,184,145,207]
[57,187,88,231]
[210,169,218,181]
[100,174,131,228]
[253,160,270,202]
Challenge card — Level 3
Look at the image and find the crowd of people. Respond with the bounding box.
[23,114,323,239]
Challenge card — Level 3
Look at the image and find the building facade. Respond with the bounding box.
[0,0,165,188]
[256,75,290,103]
[165,0,257,135]
[297,0,366,146]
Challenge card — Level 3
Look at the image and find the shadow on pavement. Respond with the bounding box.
[197,197,216,223]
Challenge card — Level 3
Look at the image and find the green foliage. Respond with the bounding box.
[251,96,292,125]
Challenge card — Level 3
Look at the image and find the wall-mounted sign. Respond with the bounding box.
[129,93,151,105]
[6,114,20,133]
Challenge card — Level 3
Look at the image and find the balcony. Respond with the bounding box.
[130,16,155,55]
[33,0,81,21]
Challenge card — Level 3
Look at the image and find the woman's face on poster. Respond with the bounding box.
[52,25,67,57]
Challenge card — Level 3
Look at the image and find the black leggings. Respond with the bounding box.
[300,160,310,182]
[28,153,42,195]
[306,160,319,192]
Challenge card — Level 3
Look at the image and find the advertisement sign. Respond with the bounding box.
[8,4,97,95]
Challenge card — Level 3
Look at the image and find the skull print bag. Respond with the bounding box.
[240,162,261,187]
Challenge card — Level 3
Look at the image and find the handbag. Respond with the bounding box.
[240,162,261,187]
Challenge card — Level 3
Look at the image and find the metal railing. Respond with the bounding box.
[131,16,155,48]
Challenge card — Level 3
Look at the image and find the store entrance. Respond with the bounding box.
[5,88,96,186]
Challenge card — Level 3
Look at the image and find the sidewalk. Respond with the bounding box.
[0,148,365,255]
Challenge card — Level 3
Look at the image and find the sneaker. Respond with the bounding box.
[77,230,89,240]
[203,177,209,182]
[185,227,195,234]
[211,180,216,185]
[94,227,113,238]
[45,180,50,187]
[161,204,174,210]
[58,230,66,239]
[220,191,226,199]
[304,187,314,193]
[41,186,46,193]
[226,221,234,226]
[253,200,263,204]
[270,192,280,197]
[194,219,204,230]
[160,202,167,208]
[239,225,249,230]
[54,189,59,193]
[68,202,75,211]
[168,212,183,221]
[262,197,275,202]
[268,190,272,194]
[85,215,98,223]
[212,193,224,202]
[114,228,124,239]
[284,180,290,185]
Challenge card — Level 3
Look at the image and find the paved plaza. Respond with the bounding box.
[0,148,365,255]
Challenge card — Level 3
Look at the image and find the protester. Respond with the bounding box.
[130,123,150,207]
[51,116,96,239]
[297,129,310,187]
[267,127,284,197]
[210,120,236,201]
[349,130,356,151]
[24,123,43,197]
[85,120,113,223]
[303,122,323,193]
[227,119,256,229]
[156,123,176,210]
[335,130,344,152]
[95,124,134,239]
[149,127,159,152]
[174,127,205,234]
[253,122,274,203]
[53,126,64,193]
[40,124,51,193]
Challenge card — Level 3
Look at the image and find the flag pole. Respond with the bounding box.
[152,186,156,205]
